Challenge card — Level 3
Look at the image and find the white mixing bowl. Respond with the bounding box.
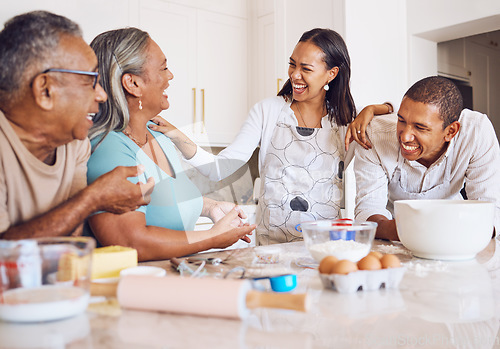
[394,200,494,260]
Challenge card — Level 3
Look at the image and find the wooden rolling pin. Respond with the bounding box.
[91,275,308,319]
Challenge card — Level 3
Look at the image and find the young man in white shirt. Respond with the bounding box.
[354,76,500,240]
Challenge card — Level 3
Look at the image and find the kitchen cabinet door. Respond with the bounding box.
[253,12,276,104]
[437,39,470,81]
[138,0,248,146]
[138,1,197,138]
[196,10,248,145]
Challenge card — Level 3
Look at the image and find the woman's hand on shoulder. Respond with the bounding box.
[345,103,393,151]
[149,115,198,159]
[149,115,179,137]
[345,106,375,151]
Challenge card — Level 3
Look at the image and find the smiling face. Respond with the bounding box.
[288,41,337,104]
[51,35,107,142]
[397,97,459,167]
[138,39,174,115]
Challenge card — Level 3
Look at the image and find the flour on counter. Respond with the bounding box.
[308,240,370,262]
[404,260,448,277]
[375,243,412,256]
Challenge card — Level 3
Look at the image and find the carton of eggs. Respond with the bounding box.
[318,252,405,293]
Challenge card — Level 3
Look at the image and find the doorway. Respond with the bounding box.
[438,30,500,141]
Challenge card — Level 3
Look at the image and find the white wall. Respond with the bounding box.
[0,0,131,44]
[274,0,338,84]
[407,0,500,88]
[407,0,500,41]
[339,0,500,112]
[344,0,408,110]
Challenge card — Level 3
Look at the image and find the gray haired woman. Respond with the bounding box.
[87,27,254,261]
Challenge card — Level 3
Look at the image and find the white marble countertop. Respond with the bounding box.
[1,239,499,349]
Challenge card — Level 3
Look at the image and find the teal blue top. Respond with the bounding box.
[87,123,203,231]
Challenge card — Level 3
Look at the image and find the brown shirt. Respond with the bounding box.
[0,111,90,234]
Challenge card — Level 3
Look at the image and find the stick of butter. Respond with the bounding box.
[57,253,90,282]
[92,246,138,280]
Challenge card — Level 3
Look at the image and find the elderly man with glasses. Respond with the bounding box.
[0,11,155,239]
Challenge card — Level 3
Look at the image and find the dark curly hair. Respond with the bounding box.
[404,76,463,129]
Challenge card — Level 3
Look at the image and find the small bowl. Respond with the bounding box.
[299,219,377,262]
[252,274,297,292]
[253,246,280,264]
[394,199,494,260]
[269,274,297,292]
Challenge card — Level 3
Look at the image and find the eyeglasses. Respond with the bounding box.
[41,68,99,89]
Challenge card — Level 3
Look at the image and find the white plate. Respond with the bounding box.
[0,285,89,322]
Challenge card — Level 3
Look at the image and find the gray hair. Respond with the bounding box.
[0,11,82,108]
[89,27,150,142]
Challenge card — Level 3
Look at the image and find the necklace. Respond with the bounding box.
[123,129,149,147]
[296,102,322,128]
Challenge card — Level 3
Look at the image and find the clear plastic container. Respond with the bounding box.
[300,219,377,262]
[0,237,95,322]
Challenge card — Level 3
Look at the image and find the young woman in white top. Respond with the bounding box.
[149,28,392,245]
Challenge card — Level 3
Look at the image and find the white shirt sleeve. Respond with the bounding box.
[462,113,500,236]
[354,143,393,222]
[184,99,266,181]
[354,116,399,222]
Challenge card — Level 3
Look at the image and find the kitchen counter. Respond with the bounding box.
[1,239,499,349]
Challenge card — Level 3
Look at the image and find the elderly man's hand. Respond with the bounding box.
[90,165,155,214]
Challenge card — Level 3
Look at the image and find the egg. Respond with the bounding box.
[330,259,358,275]
[367,251,383,260]
[380,254,401,268]
[357,255,382,270]
[319,255,338,274]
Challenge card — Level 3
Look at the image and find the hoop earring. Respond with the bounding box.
[139,100,143,110]
[324,84,329,91]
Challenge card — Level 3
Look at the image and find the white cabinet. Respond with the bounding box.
[196,10,248,145]
[251,5,276,105]
[137,1,196,138]
[136,0,248,146]
[437,39,470,81]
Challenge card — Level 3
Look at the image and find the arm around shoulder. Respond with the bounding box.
[185,99,268,181]
[345,102,394,151]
